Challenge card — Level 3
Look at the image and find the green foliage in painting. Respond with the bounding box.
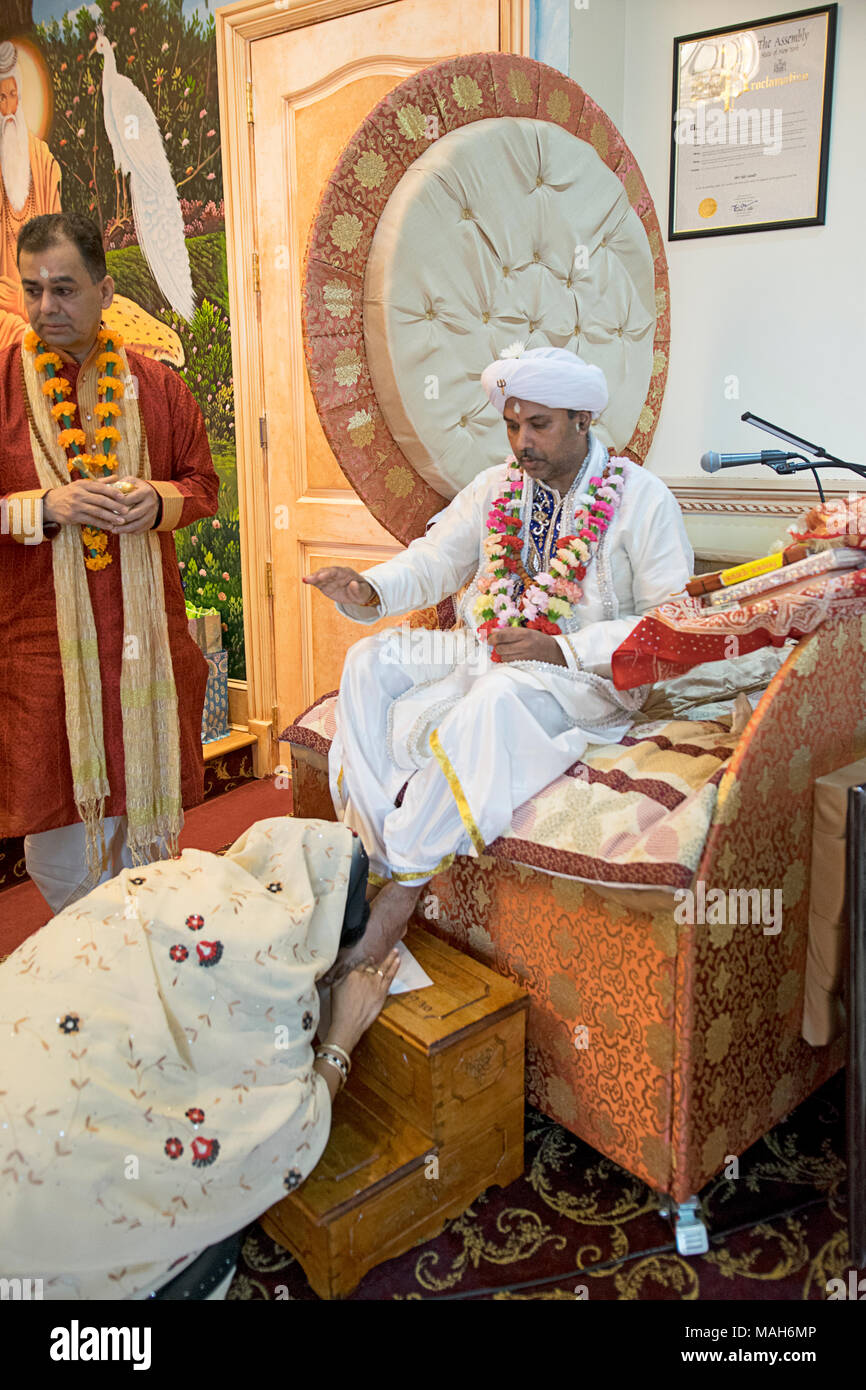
[175,443,245,680]
[106,231,230,319]
[35,0,246,681]
[164,298,235,444]
[37,0,222,231]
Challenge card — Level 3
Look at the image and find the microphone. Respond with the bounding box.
[700,450,793,473]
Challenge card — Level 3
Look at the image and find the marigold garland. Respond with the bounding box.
[475,453,626,661]
[24,326,125,570]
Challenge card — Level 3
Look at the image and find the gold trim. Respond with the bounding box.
[150,480,185,531]
[429,727,485,854]
[392,852,456,881]
[367,868,388,887]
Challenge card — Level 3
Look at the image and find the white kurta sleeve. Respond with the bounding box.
[336,469,492,624]
[554,472,693,679]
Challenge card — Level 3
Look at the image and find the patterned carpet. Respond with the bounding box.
[228,1071,851,1301]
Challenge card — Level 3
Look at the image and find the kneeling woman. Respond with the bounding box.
[0,817,398,1299]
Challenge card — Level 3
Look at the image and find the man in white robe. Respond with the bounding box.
[305,347,693,965]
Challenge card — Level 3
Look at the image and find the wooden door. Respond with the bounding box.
[219,0,526,774]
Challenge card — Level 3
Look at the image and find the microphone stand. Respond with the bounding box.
[740,411,866,503]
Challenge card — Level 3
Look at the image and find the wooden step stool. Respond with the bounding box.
[261,924,528,1298]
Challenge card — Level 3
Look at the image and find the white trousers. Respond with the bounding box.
[329,629,613,885]
[24,816,157,916]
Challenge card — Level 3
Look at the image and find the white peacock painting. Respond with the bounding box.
[91,22,195,323]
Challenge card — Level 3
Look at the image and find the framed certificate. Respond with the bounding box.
[669,5,837,239]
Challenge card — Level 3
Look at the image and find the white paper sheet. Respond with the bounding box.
[389,939,434,995]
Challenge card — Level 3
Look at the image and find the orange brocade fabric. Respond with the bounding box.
[287,614,866,1200]
[0,344,220,837]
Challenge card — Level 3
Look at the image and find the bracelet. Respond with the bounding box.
[318,1045,348,1078]
[321,1041,352,1072]
[315,1048,348,1089]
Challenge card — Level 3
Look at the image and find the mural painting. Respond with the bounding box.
[0,0,244,677]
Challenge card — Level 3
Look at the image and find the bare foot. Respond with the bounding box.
[326,881,423,983]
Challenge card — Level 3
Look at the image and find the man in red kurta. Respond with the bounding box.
[0,212,219,912]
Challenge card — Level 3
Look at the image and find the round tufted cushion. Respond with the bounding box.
[303,53,670,545]
[364,117,656,499]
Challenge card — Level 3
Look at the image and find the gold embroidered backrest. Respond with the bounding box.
[303,54,669,545]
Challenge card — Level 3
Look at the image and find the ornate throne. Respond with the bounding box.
[282,54,866,1249]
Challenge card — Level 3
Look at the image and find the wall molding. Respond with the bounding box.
[666,478,861,519]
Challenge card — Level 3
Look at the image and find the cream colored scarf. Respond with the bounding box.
[22,339,183,890]
[0,817,347,1299]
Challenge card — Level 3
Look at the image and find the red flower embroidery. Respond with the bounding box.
[186,1107,205,1125]
[527,616,562,636]
[170,944,188,963]
[165,1137,183,1159]
[185,913,204,931]
[196,940,224,968]
[191,1136,220,1168]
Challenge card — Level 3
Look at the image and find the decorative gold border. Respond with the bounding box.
[429,727,486,854]
[150,480,185,531]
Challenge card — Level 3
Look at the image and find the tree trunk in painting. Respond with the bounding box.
[0,1,33,42]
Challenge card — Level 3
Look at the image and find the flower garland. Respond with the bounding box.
[24,326,126,571]
[475,455,625,660]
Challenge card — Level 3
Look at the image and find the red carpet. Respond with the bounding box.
[0,777,291,960]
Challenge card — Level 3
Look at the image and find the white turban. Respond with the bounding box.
[481,343,608,418]
[0,41,19,84]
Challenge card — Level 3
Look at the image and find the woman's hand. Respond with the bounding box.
[326,948,400,1054]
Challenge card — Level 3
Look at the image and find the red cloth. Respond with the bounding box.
[611,571,866,690]
[0,345,219,836]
